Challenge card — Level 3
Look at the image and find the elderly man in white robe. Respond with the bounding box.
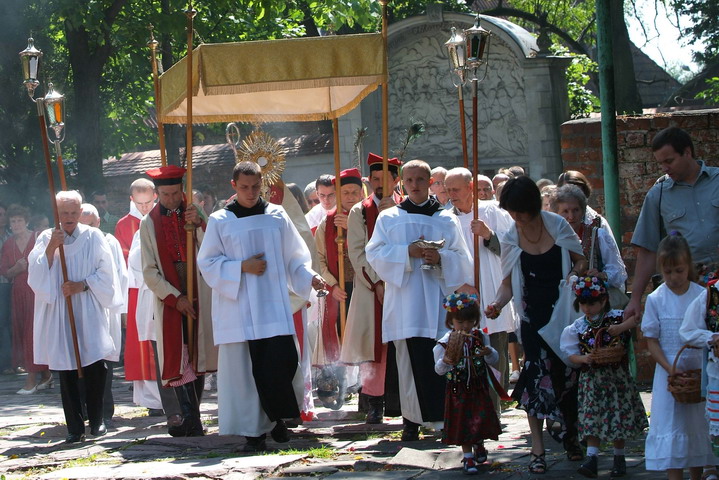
[198,161,325,452]
[79,203,127,428]
[444,168,517,414]
[28,191,121,443]
[366,159,474,440]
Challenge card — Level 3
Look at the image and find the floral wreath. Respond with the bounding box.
[443,293,478,312]
[572,276,607,298]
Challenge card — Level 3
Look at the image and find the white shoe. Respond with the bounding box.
[17,385,37,395]
[509,370,520,384]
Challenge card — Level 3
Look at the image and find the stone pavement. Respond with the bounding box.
[0,368,667,479]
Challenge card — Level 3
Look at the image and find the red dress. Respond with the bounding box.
[0,232,47,372]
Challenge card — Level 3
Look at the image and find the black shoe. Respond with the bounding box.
[578,455,598,478]
[610,455,626,477]
[243,434,267,452]
[365,395,384,424]
[401,418,420,441]
[148,408,164,417]
[90,422,107,437]
[270,419,290,443]
[64,433,86,444]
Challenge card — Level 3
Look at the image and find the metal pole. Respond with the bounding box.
[332,118,347,341]
[596,0,621,245]
[184,4,197,364]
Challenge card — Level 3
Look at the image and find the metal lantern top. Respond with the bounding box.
[19,37,43,97]
[464,15,491,71]
[444,27,467,86]
[44,83,66,141]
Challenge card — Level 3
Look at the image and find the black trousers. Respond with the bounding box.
[103,361,115,421]
[59,360,107,435]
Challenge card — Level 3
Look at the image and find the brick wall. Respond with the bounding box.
[561,108,719,382]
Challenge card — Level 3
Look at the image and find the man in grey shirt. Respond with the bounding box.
[625,126,719,321]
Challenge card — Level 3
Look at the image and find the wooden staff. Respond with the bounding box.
[380,0,390,194]
[332,118,347,341]
[148,26,168,167]
[471,78,480,289]
[184,4,197,364]
[35,99,83,377]
[458,86,469,169]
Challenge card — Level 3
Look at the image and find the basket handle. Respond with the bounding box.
[671,344,701,376]
[593,326,619,348]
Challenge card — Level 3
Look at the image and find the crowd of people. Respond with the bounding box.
[3,126,719,479]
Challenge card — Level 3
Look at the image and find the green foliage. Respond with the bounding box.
[671,0,719,64]
[551,44,599,118]
[697,77,719,104]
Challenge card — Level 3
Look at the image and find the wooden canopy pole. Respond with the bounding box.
[379,0,390,194]
[332,118,347,341]
[35,99,83,377]
[184,3,197,364]
[148,26,168,167]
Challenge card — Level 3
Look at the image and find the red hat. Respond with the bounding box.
[146,165,186,186]
[367,153,401,173]
[333,168,363,187]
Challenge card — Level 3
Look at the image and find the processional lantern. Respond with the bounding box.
[445,27,467,87]
[19,38,42,98]
[464,15,492,79]
[44,83,66,142]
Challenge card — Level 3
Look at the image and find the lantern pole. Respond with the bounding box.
[464,15,492,293]
[184,3,197,365]
[148,26,168,167]
[445,27,469,170]
[19,38,83,377]
[379,0,390,195]
[332,118,347,341]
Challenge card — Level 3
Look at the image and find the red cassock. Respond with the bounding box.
[115,214,156,380]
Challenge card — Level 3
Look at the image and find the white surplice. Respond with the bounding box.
[365,206,473,343]
[197,202,316,437]
[128,230,155,342]
[104,232,128,362]
[455,201,517,334]
[28,224,121,370]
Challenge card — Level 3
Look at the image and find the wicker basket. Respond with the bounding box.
[668,344,703,404]
[589,327,625,365]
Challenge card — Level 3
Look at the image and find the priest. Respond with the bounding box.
[366,159,474,440]
[28,190,122,443]
[140,165,218,437]
[197,161,325,452]
[341,153,402,424]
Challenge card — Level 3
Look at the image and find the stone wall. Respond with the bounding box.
[561,108,719,381]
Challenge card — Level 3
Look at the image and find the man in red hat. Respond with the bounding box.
[315,168,365,371]
[139,165,218,437]
[340,153,402,424]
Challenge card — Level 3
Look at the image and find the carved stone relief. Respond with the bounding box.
[388,21,529,165]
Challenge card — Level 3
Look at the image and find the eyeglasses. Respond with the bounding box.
[308,198,320,205]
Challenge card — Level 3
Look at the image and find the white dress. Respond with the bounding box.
[641,282,717,470]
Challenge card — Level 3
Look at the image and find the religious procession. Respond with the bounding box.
[1,1,719,480]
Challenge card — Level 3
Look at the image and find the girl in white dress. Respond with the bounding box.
[642,234,718,480]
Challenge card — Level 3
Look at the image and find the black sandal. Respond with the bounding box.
[529,452,547,474]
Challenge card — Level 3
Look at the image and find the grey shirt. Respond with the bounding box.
[632,160,719,264]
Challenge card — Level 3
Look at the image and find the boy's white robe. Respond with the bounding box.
[366,204,473,428]
[28,224,121,370]
[197,202,315,436]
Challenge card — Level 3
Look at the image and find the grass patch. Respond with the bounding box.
[276,446,335,459]
[61,453,118,469]
[501,400,517,410]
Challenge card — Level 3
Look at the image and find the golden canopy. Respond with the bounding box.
[158,33,386,124]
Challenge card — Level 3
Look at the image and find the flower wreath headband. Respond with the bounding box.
[572,275,608,299]
[443,293,478,312]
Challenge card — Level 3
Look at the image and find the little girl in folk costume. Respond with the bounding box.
[560,277,647,478]
[433,293,509,475]
[643,234,718,480]
[680,276,719,479]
